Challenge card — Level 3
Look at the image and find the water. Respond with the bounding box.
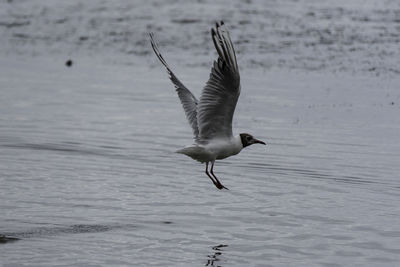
[1,1,400,266]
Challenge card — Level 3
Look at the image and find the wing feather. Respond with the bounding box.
[197,21,240,142]
[149,33,199,139]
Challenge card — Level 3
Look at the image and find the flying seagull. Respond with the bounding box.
[149,21,266,190]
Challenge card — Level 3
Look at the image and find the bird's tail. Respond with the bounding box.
[175,146,211,163]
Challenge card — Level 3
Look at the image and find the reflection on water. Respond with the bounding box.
[206,245,228,267]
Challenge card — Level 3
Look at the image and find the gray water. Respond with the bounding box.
[1,1,400,266]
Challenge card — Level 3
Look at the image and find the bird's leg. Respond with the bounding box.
[210,161,229,190]
[205,162,224,190]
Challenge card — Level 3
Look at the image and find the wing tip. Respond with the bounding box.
[211,21,238,72]
[211,28,216,37]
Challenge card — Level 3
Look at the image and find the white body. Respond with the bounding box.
[176,135,243,163]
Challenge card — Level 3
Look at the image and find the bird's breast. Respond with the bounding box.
[208,138,243,160]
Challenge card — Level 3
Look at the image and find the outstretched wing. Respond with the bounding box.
[197,21,240,142]
[149,33,199,139]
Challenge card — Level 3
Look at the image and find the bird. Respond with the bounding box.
[149,21,266,190]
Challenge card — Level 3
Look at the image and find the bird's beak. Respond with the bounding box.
[253,138,266,145]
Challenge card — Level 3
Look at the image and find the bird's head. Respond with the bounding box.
[240,133,266,148]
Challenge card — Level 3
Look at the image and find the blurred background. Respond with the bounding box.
[1,0,400,74]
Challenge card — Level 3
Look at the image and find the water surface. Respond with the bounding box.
[1,1,400,266]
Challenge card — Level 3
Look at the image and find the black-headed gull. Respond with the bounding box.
[150,21,266,190]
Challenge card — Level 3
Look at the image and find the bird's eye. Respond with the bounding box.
[246,136,252,141]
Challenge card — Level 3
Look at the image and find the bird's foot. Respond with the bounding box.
[215,182,229,190]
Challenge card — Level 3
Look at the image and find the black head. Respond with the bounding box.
[240,133,266,148]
